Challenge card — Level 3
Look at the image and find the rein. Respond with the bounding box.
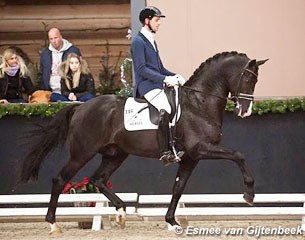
[180,85,228,100]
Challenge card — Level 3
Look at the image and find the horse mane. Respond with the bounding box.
[186,51,248,85]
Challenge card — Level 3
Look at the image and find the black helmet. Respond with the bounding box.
[139,6,165,24]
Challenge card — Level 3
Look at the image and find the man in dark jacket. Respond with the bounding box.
[131,6,186,165]
[40,28,81,101]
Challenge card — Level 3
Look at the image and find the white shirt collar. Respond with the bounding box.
[140,27,156,51]
[140,27,154,41]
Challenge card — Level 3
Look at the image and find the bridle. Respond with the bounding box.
[230,60,258,103]
[180,60,258,103]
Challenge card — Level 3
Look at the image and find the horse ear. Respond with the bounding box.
[256,59,269,66]
[248,59,257,68]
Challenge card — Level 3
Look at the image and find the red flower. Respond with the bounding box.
[63,181,73,193]
[74,182,82,189]
[62,177,106,194]
[82,177,90,185]
[107,180,113,190]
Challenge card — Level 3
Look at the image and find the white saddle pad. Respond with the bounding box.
[124,98,181,131]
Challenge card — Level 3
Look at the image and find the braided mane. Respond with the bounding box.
[186,51,248,84]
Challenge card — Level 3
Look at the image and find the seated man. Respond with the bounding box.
[40,27,81,102]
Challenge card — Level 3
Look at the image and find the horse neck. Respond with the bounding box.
[180,60,236,123]
[179,53,250,124]
[185,55,249,99]
[179,86,227,125]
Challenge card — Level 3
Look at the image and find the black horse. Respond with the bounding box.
[20,51,267,234]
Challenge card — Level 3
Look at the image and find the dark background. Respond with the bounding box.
[0,111,304,195]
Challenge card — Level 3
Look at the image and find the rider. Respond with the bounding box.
[131,6,186,165]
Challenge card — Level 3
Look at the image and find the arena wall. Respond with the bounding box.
[1,112,304,195]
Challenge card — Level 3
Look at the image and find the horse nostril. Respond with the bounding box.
[234,106,241,116]
[234,101,242,115]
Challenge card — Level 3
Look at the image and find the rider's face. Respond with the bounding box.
[147,16,161,32]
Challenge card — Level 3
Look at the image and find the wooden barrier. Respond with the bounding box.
[1,193,305,231]
[137,193,305,229]
[0,193,138,231]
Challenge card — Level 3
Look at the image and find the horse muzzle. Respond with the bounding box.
[235,101,253,118]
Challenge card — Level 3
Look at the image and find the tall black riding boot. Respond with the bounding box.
[158,109,182,165]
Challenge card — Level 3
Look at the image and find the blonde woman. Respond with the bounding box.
[0,48,35,103]
[53,53,95,102]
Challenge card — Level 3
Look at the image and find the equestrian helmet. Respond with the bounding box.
[139,6,165,24]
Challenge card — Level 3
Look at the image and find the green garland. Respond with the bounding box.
[225,97,305,115]
[0,98,304,119]
[0,102,71,118]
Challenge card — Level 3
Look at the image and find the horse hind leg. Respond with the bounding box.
[92,152,128,228]
[46,154,95,234]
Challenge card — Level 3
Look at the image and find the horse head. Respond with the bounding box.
[184,52,268,118]
[229,58,268,118]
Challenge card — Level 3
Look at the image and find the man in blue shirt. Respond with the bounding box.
[131,6,186,165]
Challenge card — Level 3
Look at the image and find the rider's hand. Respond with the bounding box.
[175,74,186,86]
[164,75,179,87]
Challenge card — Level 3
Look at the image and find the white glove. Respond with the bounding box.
[164,75,179,87]
[175,74,186,86]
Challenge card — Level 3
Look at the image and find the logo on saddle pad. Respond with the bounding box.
[124,97,181,131]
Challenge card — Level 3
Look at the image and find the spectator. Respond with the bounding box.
[40,27,81,102]
[9,46,40,87]
[0,48,35,103]
[58,53,95,102]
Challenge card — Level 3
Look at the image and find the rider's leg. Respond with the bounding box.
[157,109,184,165]
[158,109,174,159]
[144,89,183,165]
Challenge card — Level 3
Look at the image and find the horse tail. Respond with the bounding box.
[19,104,80,183]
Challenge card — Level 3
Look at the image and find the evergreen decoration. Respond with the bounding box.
[225,97,305,115]
[0,98,304,119]
[96,42,123,95]
[0,102,71,119]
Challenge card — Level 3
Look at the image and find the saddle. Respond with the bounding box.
[134,87,177,125]
[124,87,180,131]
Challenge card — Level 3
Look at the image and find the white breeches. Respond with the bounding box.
[144,89,171,114]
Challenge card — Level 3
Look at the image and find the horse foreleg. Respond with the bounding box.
[194,143,255,205]
[93,154,128,227]
[166,159,198,229]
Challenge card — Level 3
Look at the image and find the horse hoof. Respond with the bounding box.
[115,207,126,228]
[168,224,184,235]
[243,192,254,206]
[49,223,62,235]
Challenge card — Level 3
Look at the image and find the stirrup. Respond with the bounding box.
[171,145,184,161]
[159,151,184,166]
